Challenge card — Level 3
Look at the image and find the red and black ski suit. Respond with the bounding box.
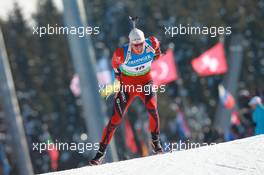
[100,36,162,145]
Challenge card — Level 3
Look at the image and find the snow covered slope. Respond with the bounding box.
[41,135,264,175]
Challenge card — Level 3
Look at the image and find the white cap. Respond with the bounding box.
[129,28,145,44]
[248,96,262,106]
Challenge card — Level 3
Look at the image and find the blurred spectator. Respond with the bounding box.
[0,145,11,175]
[169,104,191,141]
[224,124,242,141]
[248,96,264,135]
[203,126,224,144]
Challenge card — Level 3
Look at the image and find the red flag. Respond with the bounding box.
[191,43,227,76]
[151,49,178,86]
[125,117,138,153]
[48,144,59,170]
[70,74,81,97]
[231,110,240,125]
[47,139,59,171]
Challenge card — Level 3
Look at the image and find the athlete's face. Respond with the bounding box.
[131,42,144,54]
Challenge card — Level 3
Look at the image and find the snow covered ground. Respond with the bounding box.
[41,135,264,175]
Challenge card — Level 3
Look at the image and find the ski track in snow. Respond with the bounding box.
[41,135,264,175]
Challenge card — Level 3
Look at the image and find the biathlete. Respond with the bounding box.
[89,17,163,165]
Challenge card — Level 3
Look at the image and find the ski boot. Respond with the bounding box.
[151,133,163,154]
[89,144,106,166]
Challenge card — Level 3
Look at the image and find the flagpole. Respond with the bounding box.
[62,0,118,162]
[213,34,244,132]
[0,27,34,175]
